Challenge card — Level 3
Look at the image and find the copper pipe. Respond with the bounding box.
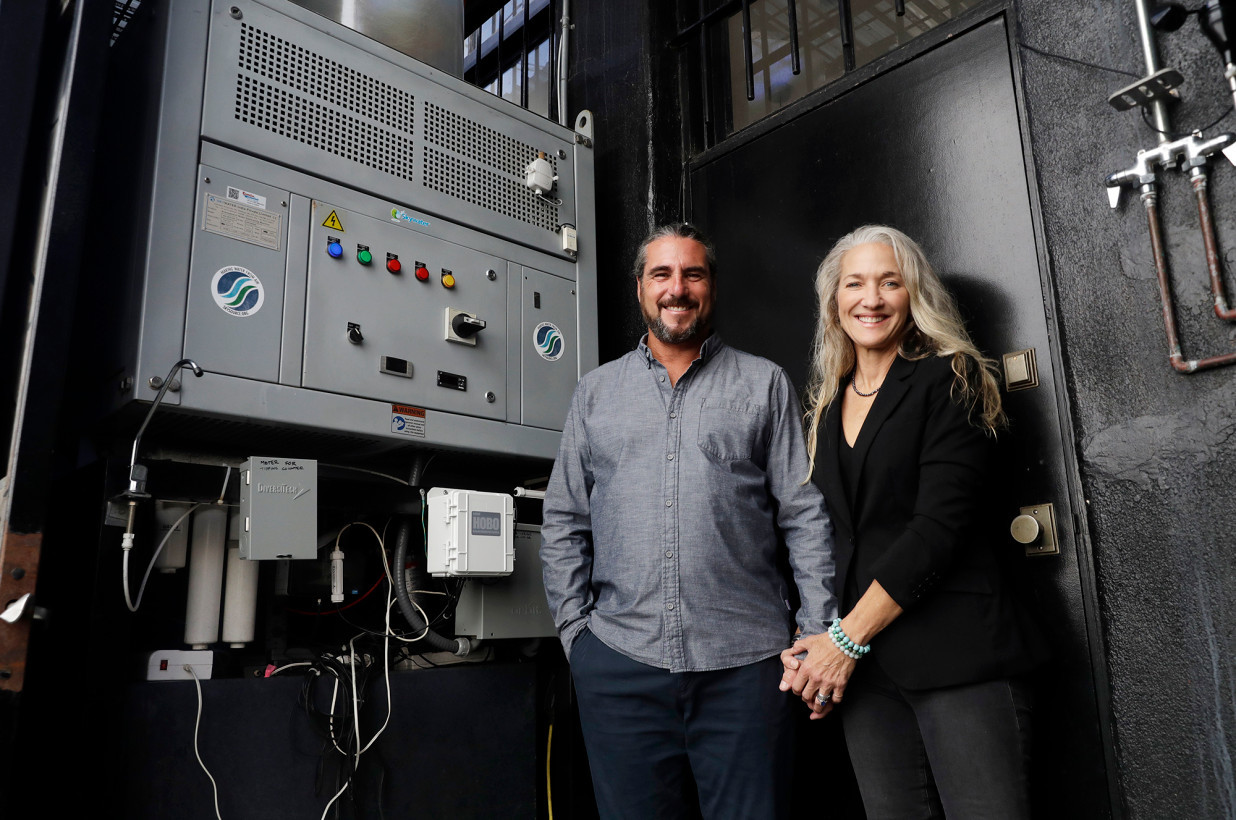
[1189,168,1236,319]
[1142,186,1236,372]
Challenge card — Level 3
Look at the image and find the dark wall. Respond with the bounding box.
[1015,2,1236,816]
[687,17,1111,816]
[576,1,1236,817]
[568,0,686,362]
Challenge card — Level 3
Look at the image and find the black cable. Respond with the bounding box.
[1017,40,1141,78]
[427,578,465,629]
[1140,102,1235,137]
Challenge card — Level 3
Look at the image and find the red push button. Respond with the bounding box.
[415,265,430,282]
[387,255,402,274]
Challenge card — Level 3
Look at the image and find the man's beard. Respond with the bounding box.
[643,301,710,345]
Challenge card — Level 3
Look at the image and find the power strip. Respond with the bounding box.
[145,649,214,681]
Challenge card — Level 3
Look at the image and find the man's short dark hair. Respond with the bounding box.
[631,223,718,282]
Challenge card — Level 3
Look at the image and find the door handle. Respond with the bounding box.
[1011,503,1060,557]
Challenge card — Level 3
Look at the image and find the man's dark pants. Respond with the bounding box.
[569,628,793,820]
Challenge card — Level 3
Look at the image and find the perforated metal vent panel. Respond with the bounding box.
[422,103,560,231]
[202,0,579,258]
[423,146,561,231]
[234,22,415,179]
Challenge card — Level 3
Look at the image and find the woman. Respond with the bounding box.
[780,225,1045,818]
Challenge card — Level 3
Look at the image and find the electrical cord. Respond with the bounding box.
[283,630,398,819]
[1140,103,1235,137]
[546,723,555,820]
[1017,39,1141,78]
[298,656,360,806]
[320,463,411,486]
[185,664,224,820]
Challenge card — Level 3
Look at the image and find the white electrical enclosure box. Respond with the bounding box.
[426,488,514,577]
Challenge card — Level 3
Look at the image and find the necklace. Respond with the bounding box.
[851,375,880,397]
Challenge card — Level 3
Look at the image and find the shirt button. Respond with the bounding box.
[667,453,674,460]
[666,604,674,610]
[660,376,666,382]
[666,551,673,558]
[670,412,676,418]
[666,500,672,507]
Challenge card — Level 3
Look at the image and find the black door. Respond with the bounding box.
[689,14,1114,819]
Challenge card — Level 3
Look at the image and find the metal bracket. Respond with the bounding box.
[1107,67,1184,111]
[574,110,593,148]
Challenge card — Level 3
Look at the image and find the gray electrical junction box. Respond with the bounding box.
[455,525,557,639]
[240,457,318,559]
[97,0,597,462]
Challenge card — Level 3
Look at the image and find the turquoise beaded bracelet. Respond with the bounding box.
[828,617,871,660]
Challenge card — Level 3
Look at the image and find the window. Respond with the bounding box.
[464,0,557,119]
[697,0,982,138]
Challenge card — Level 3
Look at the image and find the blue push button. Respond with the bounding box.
[327,239,343,258]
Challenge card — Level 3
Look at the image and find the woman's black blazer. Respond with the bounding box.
[818,354,1044,690]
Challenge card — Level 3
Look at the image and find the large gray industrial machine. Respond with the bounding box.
[100,0,596,461]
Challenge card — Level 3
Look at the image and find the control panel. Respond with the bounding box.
[303,201,515,422]
[105,0,596,459]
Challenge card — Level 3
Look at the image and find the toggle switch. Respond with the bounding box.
[347,322,364,345]
[445,308,485,346]
[452,314,487,338]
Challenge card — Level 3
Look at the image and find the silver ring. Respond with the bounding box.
[815,691,830,705]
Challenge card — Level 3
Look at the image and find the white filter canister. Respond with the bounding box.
[184,506,227,648]
[153,500,193,571]
[221,543,259,647]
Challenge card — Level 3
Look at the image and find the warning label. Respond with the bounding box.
[322,210,345,231]
[391,404,427,438]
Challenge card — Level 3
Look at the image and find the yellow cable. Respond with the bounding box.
[546,723,554,820]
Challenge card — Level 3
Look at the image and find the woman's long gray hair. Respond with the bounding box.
[803,225,1006,477]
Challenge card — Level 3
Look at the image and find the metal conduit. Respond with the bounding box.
[741,0,754,101]
[787,0,801,75]
[1135,0,1173,143]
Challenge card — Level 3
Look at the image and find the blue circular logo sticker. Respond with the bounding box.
[534,321,564,361]
[211,266,264,317]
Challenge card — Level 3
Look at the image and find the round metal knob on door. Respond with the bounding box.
[1010,514,1041,544]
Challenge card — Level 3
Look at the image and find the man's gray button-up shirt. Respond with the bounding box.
[540,335,838,673]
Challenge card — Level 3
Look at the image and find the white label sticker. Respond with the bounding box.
[211,266,265,317]
[203,193,282,250]
[227,186,267,210]
[533,321,565,361]
[391,404,427,438]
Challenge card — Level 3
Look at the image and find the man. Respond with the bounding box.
[540,223,837,819]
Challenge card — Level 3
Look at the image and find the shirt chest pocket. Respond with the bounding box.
[697,403,766,462]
